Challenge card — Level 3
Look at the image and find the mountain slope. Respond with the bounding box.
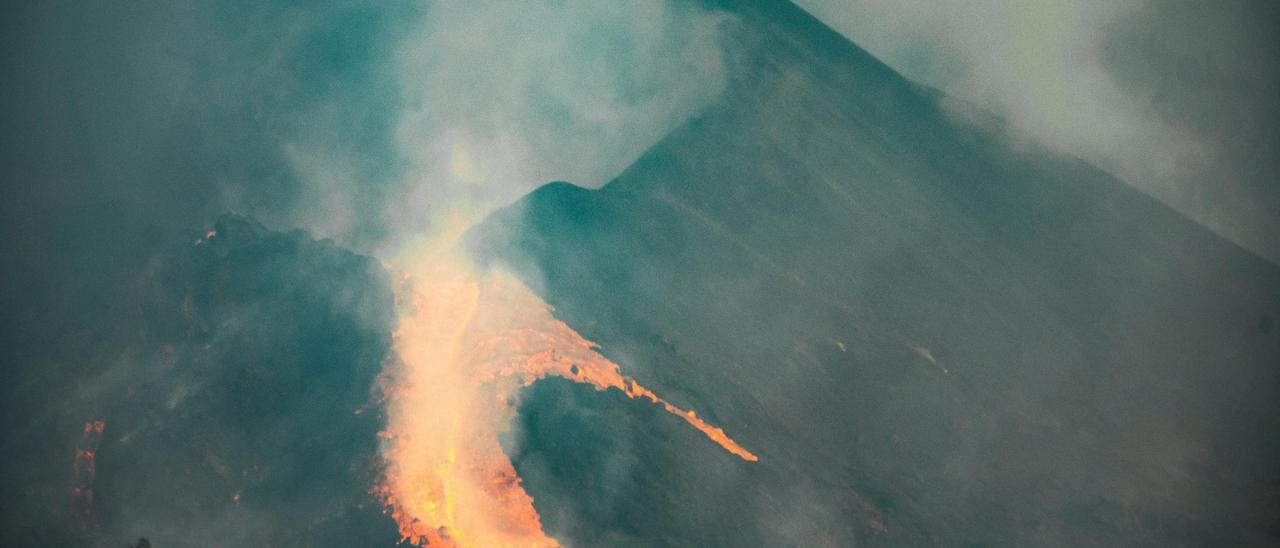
[468,0,1280,545]
[0,215,400,546]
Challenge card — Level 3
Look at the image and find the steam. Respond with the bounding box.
[282,1,731,253]
[277,3,749,545]
[793,0,1195,186]
[388,0,727,225]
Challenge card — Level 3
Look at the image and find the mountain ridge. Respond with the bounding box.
[467,0,1279,545]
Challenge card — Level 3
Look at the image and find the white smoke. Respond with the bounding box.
[795,0,1280,262]
[380,1,731,252]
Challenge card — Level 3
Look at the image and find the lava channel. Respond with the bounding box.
[375,252,755,546]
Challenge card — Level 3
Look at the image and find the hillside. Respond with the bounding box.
[468,0,1280,545]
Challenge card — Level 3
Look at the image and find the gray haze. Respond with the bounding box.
[796,0,1280,262]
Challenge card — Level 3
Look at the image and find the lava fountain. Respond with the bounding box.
[375,246,756,546]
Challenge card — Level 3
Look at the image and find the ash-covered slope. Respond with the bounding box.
[468,0,1280,545]
[1,214,400,546]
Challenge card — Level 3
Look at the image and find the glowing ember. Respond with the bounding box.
[376,252,755,546]
[71,420,105,534]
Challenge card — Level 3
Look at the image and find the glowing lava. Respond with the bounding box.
[70,420,104,535]
[376,251,755,546]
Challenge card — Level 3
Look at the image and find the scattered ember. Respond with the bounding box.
[70,420,105,535]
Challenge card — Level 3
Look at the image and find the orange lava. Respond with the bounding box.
[376,252,755,546]
[71,420,105,534]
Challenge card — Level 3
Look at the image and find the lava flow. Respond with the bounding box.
[375,250,755,547]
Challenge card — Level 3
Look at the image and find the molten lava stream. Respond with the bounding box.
[376,252,755,546]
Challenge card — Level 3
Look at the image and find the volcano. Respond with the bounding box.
[466,0,1280,545]
[4,0,1278,545]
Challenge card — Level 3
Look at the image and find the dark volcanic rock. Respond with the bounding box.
[471,0,1280,545]
[2,214,400,546]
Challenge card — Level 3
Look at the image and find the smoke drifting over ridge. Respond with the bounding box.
[795,0,1280,262]
[286,1,732,253]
